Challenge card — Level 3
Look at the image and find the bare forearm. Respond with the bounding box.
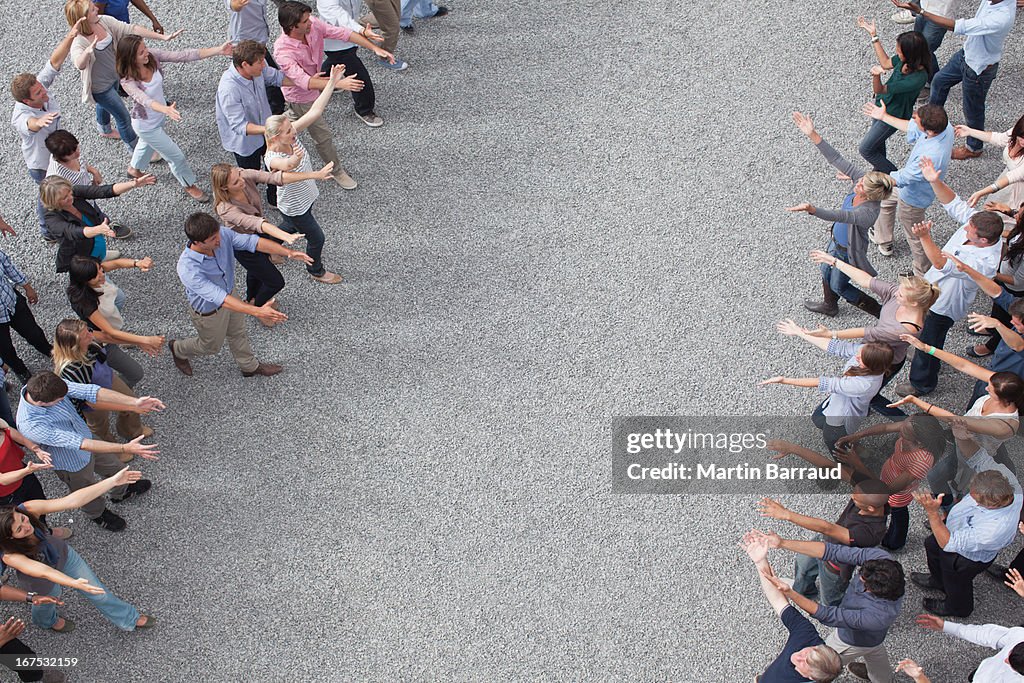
[828,258,873,288]
[778,539,826,559]
[920,236,945,269]
[245,123,266,136]
[0,586,29,603]
[255,237,292,257]
[882,114,910,132]
[785,513,850,543]
[221,293,262,317]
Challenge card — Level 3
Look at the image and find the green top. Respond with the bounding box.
[876,55,928,120]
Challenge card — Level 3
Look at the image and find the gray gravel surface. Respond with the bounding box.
[1,0,1023,680]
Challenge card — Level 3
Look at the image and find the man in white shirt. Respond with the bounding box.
[894,0,1015,159]
[917,616,1024,681]
[9,22,81,238]
[895,156,1002,397]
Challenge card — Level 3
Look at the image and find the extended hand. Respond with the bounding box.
[757,497,790,521]
[918,156,939,183]
[0,216,15,238]
[968,313,998,333]
[764,439,792,461]
[110,466,143,487]
[913,490,943,515]
[914,613,944,631]
[287,250,315,266]
[856,16,877,35]
[134,396,166,413]
[791,111,815,138]
[759,376,785,386]
[785,202,815,214]
[256,299,288,326]
[314,162,335,180]
[125,436,160,461]
[1005,568,1024,598]
[72,578,106,595]
[862,100,886,121]
[909,220,933,238]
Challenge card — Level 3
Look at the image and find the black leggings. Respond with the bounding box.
[233,249,285,307]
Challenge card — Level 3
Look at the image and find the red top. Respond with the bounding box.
[0,429,25,497]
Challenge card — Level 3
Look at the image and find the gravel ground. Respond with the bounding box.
[0,0,1023,680]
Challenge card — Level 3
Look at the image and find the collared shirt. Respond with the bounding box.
[318,0,364,51]
[16,383,100,473]
[892,120,954,208]
[177,227,259,313]
[274,17,352,104]
[924,197,1002,320]
[945,447,1023,562]
[955,0,1015,74]
[216,64,284,156]
[225,0,270,44]
[943,623,1024,682]
[10,62,62,171]
[0,252,28,324]
[813,544,902,647]
[923,0,959,15]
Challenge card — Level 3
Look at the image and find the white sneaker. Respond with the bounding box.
[891,8,915,23]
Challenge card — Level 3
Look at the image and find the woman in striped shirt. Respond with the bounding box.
[51,319,151,455]
[263,64,346,285]
[833,415,948,550]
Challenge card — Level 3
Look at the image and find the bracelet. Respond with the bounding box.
[133,259,139,268]
[927,346,936,356]
[925,404,932,414]
[24,592,36,604]
[871,36,879,43]
[991,183,1001,193]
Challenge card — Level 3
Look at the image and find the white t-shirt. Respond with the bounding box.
[132,70,166,132]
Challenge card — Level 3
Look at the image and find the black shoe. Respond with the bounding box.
[433,5,449,16]
[910,571,945,592]
[847,662,869,681]
[987,563,1010,580]
[92,509,127,531]
[111,479,151,503]
[400,23,415,33]
[923,597,961,617]
[109,222,133,239]
[967,327,995,337]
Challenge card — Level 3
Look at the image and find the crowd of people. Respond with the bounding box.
[753,0,1024,680]
[1,0,448,679]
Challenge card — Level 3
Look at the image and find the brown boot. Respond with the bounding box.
[804,282,839,316]
[854,292,882,318]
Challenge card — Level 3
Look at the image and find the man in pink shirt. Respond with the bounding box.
[273,1,393,190]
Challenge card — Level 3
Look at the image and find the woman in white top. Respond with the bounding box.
[762,335,894,453]
[64,0,180,148]
[959,114,1024,213]
[44,129,132,240]
[263,64,346,284]
[116,34,231,202]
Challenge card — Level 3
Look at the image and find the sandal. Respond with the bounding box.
[136,614,156,629]
[966,345,993,359]
[49,527,73,541]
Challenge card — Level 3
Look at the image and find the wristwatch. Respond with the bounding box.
[24,592,36,603]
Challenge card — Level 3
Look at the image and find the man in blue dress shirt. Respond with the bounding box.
[169,213,310,378]
[911,420,1023,617]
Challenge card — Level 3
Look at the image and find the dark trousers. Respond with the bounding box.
[0,293,52,378]
[811,402,847,455]
[984,290,1022,353]
[909,312,955,393]
[914,14,948,85]
[263,51,287,116]
[0,389,13,428]
[280,207,328,277]
[870,359,907,419]
[0,637,44,682]
[930,49,999,153]
[233,144,276,208]
[322,47,375,116]
[882,505,910,551]
[925,533,991,617]
[233,248,285,307]
[1009,546,1024,574]
[967,379,989,413]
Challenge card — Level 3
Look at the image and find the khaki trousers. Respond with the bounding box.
[285,102,344,178]
[55,452,128,519]
[364,0,401,53]
[174,307,258,373]
[85,374,144,442]
[825,630,893,683]
[872,196,930,276]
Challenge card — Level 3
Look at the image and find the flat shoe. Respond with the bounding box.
[136,614,156,629]
[51,618,75,633]
[966,345,993,358]
[50,527,73,540]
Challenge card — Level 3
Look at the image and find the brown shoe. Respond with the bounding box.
[951,145,983,160]
[242,363,283,377]
[310,271,342,284]
[168,339,193,376]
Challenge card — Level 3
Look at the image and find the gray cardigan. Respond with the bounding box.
[813,139,882,277]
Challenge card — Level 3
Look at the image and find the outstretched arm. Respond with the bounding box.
[899,334,994,382]
[863,100,910,132]
[20,467,140,516]
[292,65,343,133]
[809,250,873,288]
[740,532,790,616]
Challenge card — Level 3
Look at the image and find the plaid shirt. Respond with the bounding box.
[16,382,99,473]
[0,251,28,324]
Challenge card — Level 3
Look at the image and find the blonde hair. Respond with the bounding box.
[210,163,234,208]
[64,0,94,36]
[803,645,842,682]
[263,114,288,146]
[862,172,895,202]
[898,275,941,310]
[39,176,73,212]
[51,319,91,377]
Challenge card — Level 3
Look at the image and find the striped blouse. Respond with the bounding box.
[879,437,934,508]
[266,141,318,217]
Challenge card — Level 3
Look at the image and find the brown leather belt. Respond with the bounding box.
[195,307,222,317]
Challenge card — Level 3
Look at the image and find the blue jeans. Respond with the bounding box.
[400,0,440,25]
[914,14,948,84]
[930,49,999,153]
[793,551,847,607]
[32,547,140,630]
[908,312,955,393]
[859,118,899,173]
[820,241,861,304]
[27,168,47,236]
[130,122,197,188]
[93,83,138,150]
[279,206,327,276]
